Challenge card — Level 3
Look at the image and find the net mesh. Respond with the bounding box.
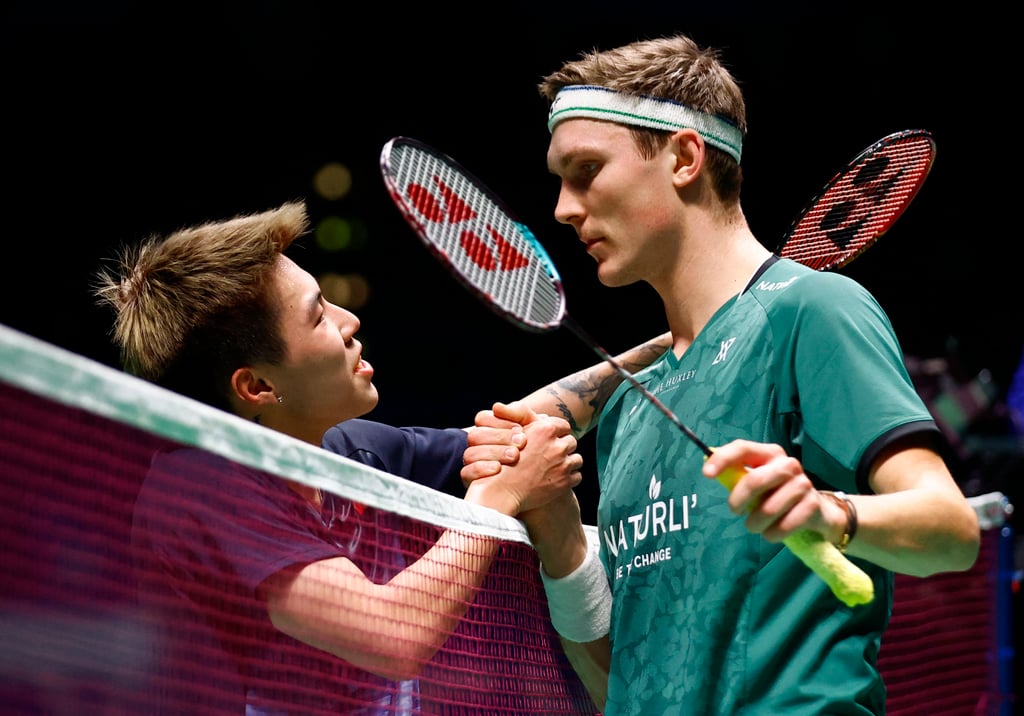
[877,522,1013,716]
[0,323,595,715]
[0,322,1011,714]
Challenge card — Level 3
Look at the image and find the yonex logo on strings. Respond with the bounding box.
[818,153,904,251]
[403,175,531,272]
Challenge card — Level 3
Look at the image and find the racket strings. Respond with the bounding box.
[780,134,935,271]
[386,142,565,330]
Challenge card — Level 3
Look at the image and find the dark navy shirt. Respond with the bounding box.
[131,420,468,714]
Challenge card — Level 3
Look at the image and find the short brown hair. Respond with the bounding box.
[539,34,746,203]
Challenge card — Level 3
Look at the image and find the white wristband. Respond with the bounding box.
[540,543,612,643]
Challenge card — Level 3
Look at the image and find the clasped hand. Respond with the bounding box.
[461,401,583,516]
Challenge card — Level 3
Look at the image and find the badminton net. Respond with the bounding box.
[0,323,597,715]
[1,322,1012,714]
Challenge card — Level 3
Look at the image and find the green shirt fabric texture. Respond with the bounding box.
[595,257,938,715]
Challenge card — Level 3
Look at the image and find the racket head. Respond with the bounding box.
[777,129,936,271]
[380,137,566,332]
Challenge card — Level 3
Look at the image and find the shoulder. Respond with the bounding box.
[322,419,467,455]
[139,448,289,523]
[752,258,865,296]
[321,419,467,490]
[148,447,248,486]
[750,259,883,319]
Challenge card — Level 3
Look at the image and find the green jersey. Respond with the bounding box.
[595,258,937,715]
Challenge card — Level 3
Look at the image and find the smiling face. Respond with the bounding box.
[253,255,378,443]
[547,119,688,289]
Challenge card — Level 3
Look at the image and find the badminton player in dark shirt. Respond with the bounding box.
[97,200,668,714]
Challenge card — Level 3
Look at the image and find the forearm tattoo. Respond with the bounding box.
[549,335,670,437]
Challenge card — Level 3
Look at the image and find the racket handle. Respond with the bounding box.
[714,464,875,607]
[783,531,875,607]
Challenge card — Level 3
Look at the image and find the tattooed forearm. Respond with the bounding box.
[548,367,622,434]
[540,384,579,434]
[527,332,671,438]
[616,334,673,374]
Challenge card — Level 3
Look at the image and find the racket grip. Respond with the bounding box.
[782,530,874,607]
[714,463,875,607]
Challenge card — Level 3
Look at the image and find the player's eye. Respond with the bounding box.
[566,163,598,190]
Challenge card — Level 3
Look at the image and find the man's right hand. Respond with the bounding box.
[462,401,582,515]
[461,400,535,484]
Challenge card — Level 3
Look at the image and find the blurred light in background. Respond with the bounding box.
[315,215,358,251]
[313,161,352,200]
[319,271,371,311]
[312,160,371,310]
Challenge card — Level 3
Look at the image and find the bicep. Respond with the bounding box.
[867,437,958,496]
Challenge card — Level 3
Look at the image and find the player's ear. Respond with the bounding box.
[231,367,276,407]
[670,128,704,188]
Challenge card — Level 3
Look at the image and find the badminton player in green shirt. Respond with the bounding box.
[463,32,980,715]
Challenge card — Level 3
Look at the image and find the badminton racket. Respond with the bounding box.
[776,128,935,269]
[380,131,934,606]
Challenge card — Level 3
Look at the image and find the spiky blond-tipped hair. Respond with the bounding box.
[94,201,309,399]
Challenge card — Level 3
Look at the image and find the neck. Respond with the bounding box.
[659,215,769,346]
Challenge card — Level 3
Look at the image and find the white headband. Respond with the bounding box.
[547,85,743,163]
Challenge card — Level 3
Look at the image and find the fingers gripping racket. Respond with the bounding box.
[380,132,934,607]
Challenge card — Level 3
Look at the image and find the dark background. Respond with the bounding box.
[3,6,1022,709]
[3,3,1021,516]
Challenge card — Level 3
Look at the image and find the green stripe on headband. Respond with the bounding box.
[547,85,743,163]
